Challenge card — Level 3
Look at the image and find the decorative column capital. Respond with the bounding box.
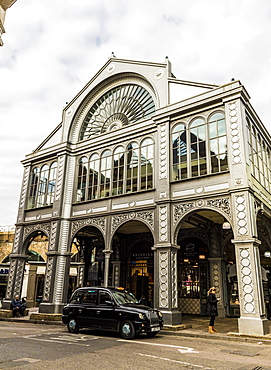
[152,243,180,250]
[103,249,113,257]
[231,238,261,247]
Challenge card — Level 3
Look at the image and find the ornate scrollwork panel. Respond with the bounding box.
[206,198,231,217]
[173,203,194,226]
[111,211,154,234]
[71,217,106,238]
[23,223,51,245]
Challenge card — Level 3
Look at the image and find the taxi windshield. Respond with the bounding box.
[112,291,139,305]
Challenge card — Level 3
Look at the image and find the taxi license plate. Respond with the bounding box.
[151,327,160,332]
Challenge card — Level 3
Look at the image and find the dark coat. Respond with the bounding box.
[206,293,218,316]
[11,298,23,309]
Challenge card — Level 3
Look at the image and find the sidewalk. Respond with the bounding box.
[1,310,271,344]
[162,315,271,344]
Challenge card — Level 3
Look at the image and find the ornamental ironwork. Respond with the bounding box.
[80,84,155,140]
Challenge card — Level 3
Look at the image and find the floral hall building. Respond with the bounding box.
[2,56,271,336]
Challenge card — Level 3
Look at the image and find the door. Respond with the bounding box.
[95,290,119,330]
[79,289,99,328]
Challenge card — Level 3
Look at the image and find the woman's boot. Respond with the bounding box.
[212,327,218,332]
[208,326,215,333]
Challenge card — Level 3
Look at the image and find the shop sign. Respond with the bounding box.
[0,269,9,275]
[183,243,198,258]
[132,252,154,260]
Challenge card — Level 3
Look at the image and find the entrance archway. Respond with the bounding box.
[110,220,154,306]
[71,226,105,288]
[176,209,234,317]
[22,231,48,307]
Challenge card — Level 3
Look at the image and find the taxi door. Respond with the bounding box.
[96,290,119,331]
[79,289,99,329]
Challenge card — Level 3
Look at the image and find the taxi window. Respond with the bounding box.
[69,289,85,304]
[99,291,112,305]
[82,290,98,305]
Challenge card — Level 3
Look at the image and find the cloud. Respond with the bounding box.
[1,0,271,224]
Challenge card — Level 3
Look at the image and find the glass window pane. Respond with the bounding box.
[217,119,226,136]
[209,122,216,139]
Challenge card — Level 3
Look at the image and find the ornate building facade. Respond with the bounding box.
[2,57,271,335]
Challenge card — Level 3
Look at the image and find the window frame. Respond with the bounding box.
[27,160,58,209]
[171,110,228,181]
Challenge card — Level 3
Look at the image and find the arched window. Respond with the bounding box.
[112,146,125,196]
[79,84,155,140]
[172,123,187,180]
[76,157,88,202]
[47,162,57,205]
[28,167,40,208]
[190,118,207,177]
[208,112,227,173]
[140,138,154,190]
[171,112,228,181]
[100,150,112,198]
[27,161,58,208]
[37,165,49,207]
[126,142,139,193]
[88,153,99,200]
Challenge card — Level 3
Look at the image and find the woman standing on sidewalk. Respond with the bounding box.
[207,287,220,333]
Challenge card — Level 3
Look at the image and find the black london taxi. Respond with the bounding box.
[62,287,163,339]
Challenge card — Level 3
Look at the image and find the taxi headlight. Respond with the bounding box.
[138,313,145,320]
[158,311,163,319]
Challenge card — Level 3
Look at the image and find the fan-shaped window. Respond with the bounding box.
[79,84,155,141]
[172,123,187,180]
[140,139,154,190]
[113,146,125,196]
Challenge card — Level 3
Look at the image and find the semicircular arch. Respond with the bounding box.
[109,215,155,247]
[69,72,158,144]
[173,206,232,245]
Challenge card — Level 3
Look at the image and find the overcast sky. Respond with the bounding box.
[1,0,271,226]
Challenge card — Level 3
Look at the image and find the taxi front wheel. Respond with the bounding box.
[67,317,79,333]
[120,320,135,339]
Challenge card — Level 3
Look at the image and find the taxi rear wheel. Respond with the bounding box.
[120,320,135,339]
[67,317,79,333]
